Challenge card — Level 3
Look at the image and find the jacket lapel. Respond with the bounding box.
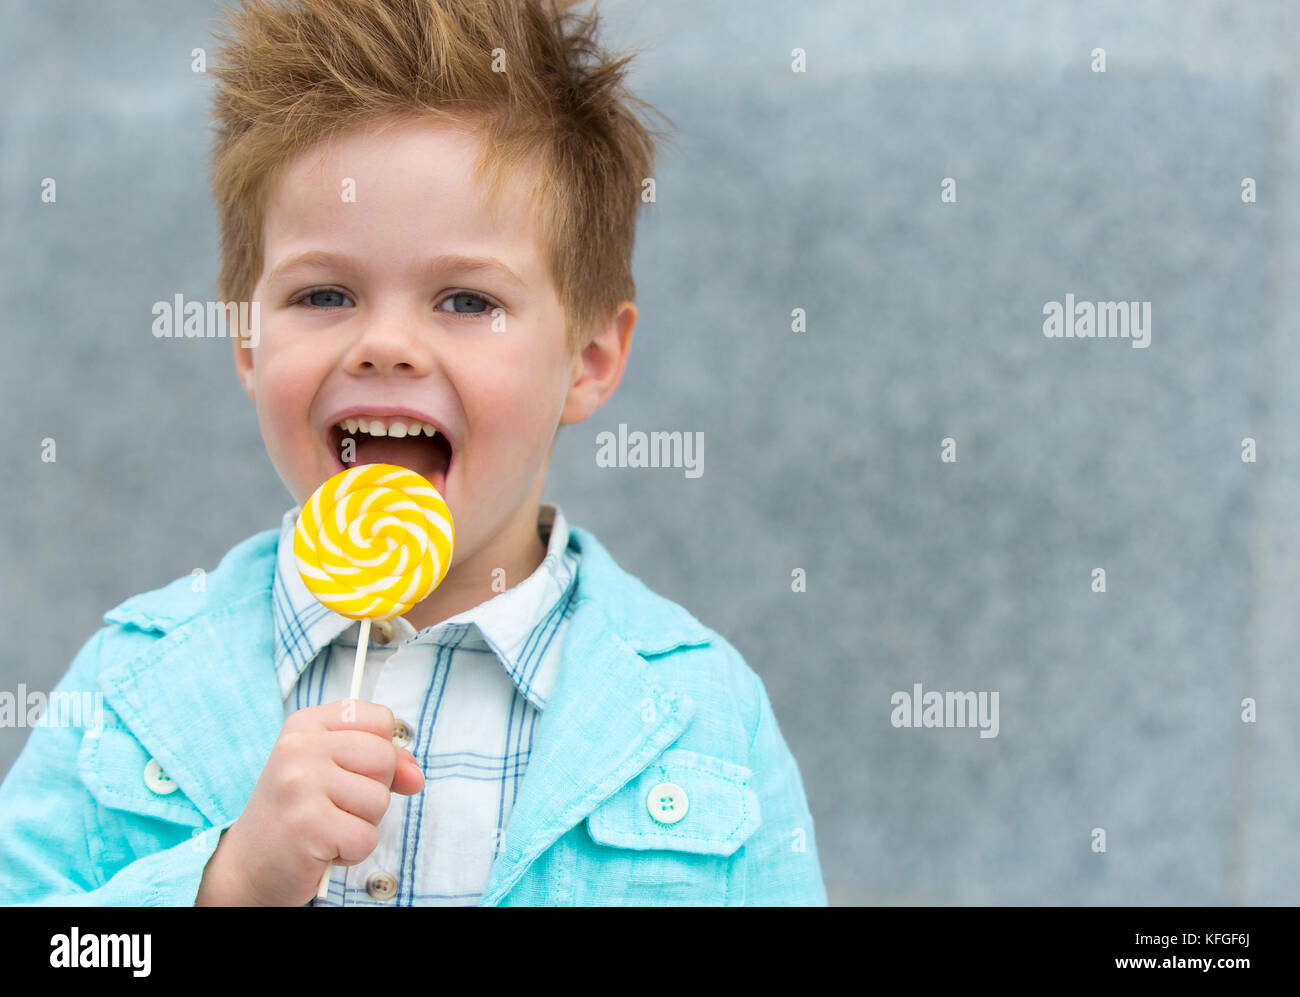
[96,566,283,828]
[478,526,713,905]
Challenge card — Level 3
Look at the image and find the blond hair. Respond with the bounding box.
[208,0,673,352]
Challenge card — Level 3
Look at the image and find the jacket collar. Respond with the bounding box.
[98,522,713,903]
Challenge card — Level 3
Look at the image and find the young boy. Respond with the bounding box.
[0,0,827,906]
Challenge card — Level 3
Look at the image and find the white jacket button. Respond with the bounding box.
[647,782,688,824]
[366,870,398,901]
[143,757,179,795]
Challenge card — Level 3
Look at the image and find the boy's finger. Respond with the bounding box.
[306,699,396,740]
[325,729,405,784]
[391,753,425,796]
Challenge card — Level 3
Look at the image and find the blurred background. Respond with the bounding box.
[3,0,1297,904]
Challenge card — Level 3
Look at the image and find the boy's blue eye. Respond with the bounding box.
[297,288,351,308]
[293,288,496,318]
[438,292,494,318]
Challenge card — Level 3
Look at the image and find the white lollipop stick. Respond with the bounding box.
[316,617,372,901]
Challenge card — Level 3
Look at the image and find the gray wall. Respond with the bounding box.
[3,0,1297,904]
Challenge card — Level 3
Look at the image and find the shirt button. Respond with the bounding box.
[366,869,398,901]
[392,719,414,750]
[143,757,179,795]
[370,619,394,644]
[647,782,688,824]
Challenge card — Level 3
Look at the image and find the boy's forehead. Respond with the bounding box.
[263,117,545,281]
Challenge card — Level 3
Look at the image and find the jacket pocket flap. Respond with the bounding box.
[77,721,206,828]
[586,748,760,856]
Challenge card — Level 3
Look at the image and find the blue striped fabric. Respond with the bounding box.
[270,502,580,906]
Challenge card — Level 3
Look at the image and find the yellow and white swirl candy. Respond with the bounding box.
[294,463,454,620]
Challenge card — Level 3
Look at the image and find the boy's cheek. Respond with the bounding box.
[471,404,552,460]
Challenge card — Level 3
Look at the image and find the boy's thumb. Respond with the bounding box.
[392,749,424,794]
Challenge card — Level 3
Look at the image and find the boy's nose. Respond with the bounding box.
[342,318,435,376]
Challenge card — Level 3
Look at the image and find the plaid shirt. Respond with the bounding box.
[270,502,580,906]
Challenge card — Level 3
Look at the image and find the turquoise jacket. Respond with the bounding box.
[0,524,827,906]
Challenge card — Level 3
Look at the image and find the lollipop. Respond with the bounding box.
[294,463,454,899]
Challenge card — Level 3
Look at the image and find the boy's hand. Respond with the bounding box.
[195,700,424,906]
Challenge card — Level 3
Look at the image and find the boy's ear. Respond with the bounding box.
[560,301,635,426]
[230,315,255,398]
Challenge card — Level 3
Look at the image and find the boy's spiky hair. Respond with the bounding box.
[208,0,673,354]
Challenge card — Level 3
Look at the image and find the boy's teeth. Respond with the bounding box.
[337,417,443,441]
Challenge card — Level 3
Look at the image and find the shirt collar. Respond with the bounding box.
[271,502,578,710]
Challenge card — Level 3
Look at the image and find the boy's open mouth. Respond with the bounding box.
[326,415,453,494]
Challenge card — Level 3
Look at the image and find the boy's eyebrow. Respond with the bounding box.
[265,250,527,290]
